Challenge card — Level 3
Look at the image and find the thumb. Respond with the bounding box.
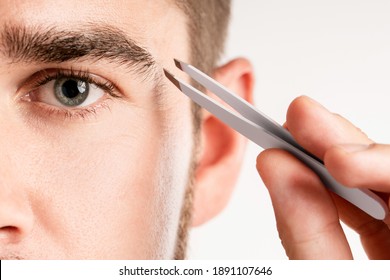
[325,143,390,192]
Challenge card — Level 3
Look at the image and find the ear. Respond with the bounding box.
[192,58,255,226]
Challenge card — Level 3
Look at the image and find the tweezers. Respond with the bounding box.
[164,59,389,220]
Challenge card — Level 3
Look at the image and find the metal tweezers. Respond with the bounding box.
[164,59,388,220]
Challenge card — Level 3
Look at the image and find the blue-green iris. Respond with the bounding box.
[54,78,89,107]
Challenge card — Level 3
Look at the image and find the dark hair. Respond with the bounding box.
[172,0,232,260]
[174,0,232,135]
[175,0,231,74]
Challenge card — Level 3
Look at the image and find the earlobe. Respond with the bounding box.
[192,58,254,226]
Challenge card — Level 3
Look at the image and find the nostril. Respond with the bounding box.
[1,226,19,232]
[0,196,34,244]
[0,226,21,241]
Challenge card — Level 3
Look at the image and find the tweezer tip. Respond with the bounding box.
[173,58,183,70]
[163,69,181,90]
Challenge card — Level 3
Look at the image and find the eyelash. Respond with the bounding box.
[22,68,121,120]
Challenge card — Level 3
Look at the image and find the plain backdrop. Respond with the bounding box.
[188,0,390,259]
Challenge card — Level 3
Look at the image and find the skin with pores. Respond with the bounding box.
[0,0,193,259]
[7,0,389,260]
[0,0,252,259]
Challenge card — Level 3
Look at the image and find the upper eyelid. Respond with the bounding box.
[2,23,167,105]
[17,68,123,114]
[19,68,120,97]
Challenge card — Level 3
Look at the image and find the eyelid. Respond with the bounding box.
[18,68,121,98]
[16,68,123,121]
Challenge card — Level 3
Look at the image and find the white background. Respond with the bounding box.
[2,260,387,279]
[188,0,390,259]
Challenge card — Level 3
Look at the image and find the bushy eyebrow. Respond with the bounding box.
[0,23,158,78]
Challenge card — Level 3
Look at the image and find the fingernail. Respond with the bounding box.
[338,144,370,153]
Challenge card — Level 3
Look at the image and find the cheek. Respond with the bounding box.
[151,104,195,256]
[9,99,193,258]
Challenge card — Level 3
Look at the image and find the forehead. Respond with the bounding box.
[0,0,173,26]
[0,0,188,61]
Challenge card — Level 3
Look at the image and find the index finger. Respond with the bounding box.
[285,96,373,160]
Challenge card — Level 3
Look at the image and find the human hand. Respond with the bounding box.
[256,96,390,259]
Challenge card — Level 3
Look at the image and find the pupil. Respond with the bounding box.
[61,79,84,99]
[54,78,89,107]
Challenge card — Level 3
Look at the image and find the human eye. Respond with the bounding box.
[19,68,121,120]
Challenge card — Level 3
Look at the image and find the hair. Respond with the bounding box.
[172,0,232,259]
[175,0,231,74]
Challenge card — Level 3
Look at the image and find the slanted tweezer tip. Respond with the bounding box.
[163,69,181,90]
[173,58,183,70]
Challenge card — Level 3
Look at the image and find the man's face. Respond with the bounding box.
[0,0,195,259]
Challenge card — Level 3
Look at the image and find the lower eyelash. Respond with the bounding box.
[20,98,113,128]
[43,102,108,120]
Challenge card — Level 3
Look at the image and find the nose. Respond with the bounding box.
[0,186,34,244]
[0,83,34,244]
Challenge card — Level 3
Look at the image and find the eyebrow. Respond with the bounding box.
[0,23,158,79]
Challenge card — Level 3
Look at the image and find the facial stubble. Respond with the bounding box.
[173,102,202,260]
